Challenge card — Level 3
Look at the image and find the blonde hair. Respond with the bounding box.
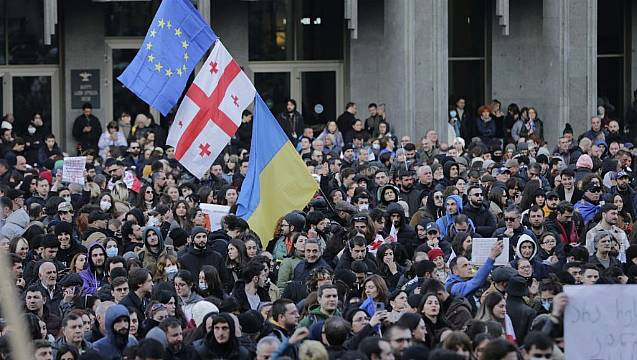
[111,181,129,204]
[299,340,328,360]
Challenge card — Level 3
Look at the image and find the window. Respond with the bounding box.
[12,76,52,127]
[597,0,629,122]
[104,1,198,37]
[2,0,59,65]
[448,0,488,112]
[249,0,344,61]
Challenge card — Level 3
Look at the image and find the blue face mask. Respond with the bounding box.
[541,299,552,311]
[106,247,118,258]
[198,282,208,291]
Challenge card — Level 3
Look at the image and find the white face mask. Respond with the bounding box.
[100,201,111,211]
[27,126,36,135]
[198,281,208,291]
[165,265,178,275]
[63,196,72,204]
[358,204,369,211]
[372,143,381,150]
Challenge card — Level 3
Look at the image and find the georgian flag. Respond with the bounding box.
[166,40,256,179]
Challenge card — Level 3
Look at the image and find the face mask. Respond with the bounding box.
[100,201,111,211]
[198,281,208,291]
[106,247,118,258]
[541,299,552,311]
[63,196,72,204]
[28,126,36,135]
[372,143,380,150]
[165,265,178,275]
[358,204,369,211]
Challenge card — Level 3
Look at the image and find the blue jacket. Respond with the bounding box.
[436,195,474,238]
[574,199,601,223]
[93,304,138,359]
[445,257,495,298]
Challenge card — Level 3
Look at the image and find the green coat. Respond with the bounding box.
[298,304,342,328]
[277,255,303,288]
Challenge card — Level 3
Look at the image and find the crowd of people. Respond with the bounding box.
[0,96,636,360]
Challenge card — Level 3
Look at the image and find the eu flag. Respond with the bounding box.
[117,0,217,116]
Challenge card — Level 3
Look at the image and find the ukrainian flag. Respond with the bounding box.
[237,94,318,246]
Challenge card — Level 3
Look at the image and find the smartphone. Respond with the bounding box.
[375,302,385,312]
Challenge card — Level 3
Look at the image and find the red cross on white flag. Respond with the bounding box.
[166,40,256,178]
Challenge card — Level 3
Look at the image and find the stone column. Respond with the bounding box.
[381,0,448,143]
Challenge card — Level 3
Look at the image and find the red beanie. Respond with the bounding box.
[428,248,444,260]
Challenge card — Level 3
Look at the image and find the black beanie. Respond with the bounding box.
[54,222,73,236]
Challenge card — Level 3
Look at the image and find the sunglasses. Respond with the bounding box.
[504,217,518,222]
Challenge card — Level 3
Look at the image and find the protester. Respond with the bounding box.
[3,88,637,360]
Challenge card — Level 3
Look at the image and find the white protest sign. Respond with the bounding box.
[471,238,509,266]
[62,157,86,185]
[565,285,637,359]
[199,203,231,231]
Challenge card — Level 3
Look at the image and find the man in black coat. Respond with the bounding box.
[463,185,497,237]
[72,103,102,153]
[506,276,537,345]
[336,102,357,134]
[177,227,225,280]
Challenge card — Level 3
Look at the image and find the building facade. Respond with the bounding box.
[0,0,632,152]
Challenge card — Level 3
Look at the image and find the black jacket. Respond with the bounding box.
[506,296,537,345]
[463,202,497,237]
[178,245,225,281]
[72,114,102,151]
[230,280,271,313]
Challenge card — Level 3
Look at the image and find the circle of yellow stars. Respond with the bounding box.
[144,18,190,78]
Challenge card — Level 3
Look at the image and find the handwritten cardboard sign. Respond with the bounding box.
[565,285,637,359]
[471,238,509,266]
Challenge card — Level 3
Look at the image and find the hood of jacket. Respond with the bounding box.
[142,226,165,254]
[443,161,459,179]
[515,234,538,260]
[377,184,400,204]
[86,241,106,272]
[445,195,463,216]
[104,304,130,339]
[384,202,406,229]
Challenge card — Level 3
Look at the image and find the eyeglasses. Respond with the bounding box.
[504,217,518,222]
[471,193,483,197]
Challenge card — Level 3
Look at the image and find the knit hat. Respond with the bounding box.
[191,226,208,237]
[145,327,167,349]
[169,228,189,248]
[427,248,444,260]
[491,266,518,283]
[191,301,219,327]
[576,154,594,169]
[238,310,264,334]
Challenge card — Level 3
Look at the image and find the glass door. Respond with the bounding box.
[254,72,291,117]
[249,62,342,128]
[300,71,335,126]
[0,67,60,140]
